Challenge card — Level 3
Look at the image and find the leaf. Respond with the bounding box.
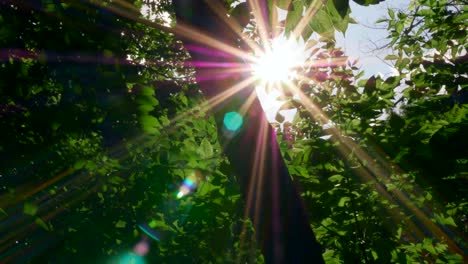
[276,0,292,10]
[338,197,350,207]
[416,9,436,17]
[140,115,161,134]
[140,86,155,96]
[138,104,154,113]
[433,213,457,227]
[0,207,8,217]
[353,0,385,6]
[328,174,344,182]
[115,220,127,228]
[136,94,158,107]
[73,160,87,170]
[35,217,51,231]
[309,8,335,38]
[199,138,213,158]
[285,1,303,34]
[332,0,350,18]
[326,0,351,33]
[375,17,387,24]
[108,176,125,185]
[453,12,468,23]
[395,21,404,34]
[275,112,285,123]
[24,203,38,216]
[384,54,399,60]
[388,9,395,19]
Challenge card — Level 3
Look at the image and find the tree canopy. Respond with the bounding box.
[0,0,466,263]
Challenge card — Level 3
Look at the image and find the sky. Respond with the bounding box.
[337,0,410,77]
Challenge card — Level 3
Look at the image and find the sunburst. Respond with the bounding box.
[251,35,306,85]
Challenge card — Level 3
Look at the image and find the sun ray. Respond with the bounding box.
[248,0,272,50]
[292,0,322,38]
[0,168,73,210]
[281,79,464,255]
[202,0,263,55]
[83,0,257,64]
[0,172,98,258]
[240,104,270,260]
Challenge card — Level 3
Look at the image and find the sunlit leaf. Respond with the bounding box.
[24,203,38,216]
[328,174,344,182]
[199,138,213,158]
[115,220,127,228]
[433,213,457,227]
[35,217,51,231]
[338,197,351,207]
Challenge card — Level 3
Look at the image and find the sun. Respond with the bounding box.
[251,36,307,120]
[251,36,306,85]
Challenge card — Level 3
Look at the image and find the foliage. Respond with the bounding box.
[0,0,466,263]
[273,0,467,262]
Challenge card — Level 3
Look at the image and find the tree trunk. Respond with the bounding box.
[173,1,324,263]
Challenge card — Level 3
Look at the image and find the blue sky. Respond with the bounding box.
[337,0,410,77]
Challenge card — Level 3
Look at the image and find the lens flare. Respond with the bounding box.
[176,176,198,199]
[223,111,244,131]
[133,240,150,256]
[138,223,161,242]
[116,252,146,264]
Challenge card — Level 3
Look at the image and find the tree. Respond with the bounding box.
[0,0,466,263]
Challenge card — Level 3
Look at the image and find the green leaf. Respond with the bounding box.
[108,176,125,185]
[140,86,155,96]
[332,0,350,18]
[115,220,127,228]
[323,249,341,263]
[384,54,399,60]
[326,0,351,33]
[73,160,87,170]
[140,115,161,133]
[328,174,344,182]
[276,0,292,10]
[353,0,385,6]
[376,17,387,23]
[0,207,8,217]
[433,213,457,227]
[388,9,395,19]
[416,9,436,16]
[453,12,468,23]
[309,8,335,38]
[24,203,38,216]
[199,138,213,158]
[395,21,404,34]
[136,94,159,107]
[35,217,51,231]
[138,104,154,113]
[285,1,303,34]
[338,196,351,207]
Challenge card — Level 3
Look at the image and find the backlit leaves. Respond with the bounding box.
[1,0,466,262]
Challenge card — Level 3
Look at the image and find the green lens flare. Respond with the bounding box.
[223,112,243,131]
[117,253,145,264]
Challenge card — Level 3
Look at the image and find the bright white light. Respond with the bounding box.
[252,36,305,84]
[253,36,306,122]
